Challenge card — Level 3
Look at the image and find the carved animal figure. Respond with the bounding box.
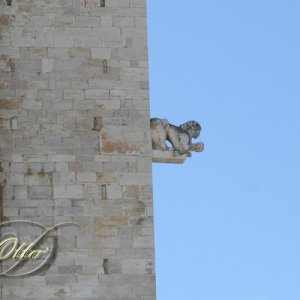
[150,118,204,155]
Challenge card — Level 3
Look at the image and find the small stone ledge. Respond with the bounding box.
[152,150,188,164]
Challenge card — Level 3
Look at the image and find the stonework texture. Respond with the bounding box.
[0,0,155,299]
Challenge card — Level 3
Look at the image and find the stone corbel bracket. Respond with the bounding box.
[152,149,188,164]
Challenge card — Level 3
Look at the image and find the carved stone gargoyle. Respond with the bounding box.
[150,118,204,162]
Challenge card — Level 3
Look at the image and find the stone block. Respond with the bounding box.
[99,125,151,155]
[48,154,75,162]
[11,154,23,162]
[8,174,24,185]
[53,16,75,26]
[113,16,135,27]
[100,15,112,27]
[72,286,93,297]
[0,117,10,129]
[120,67,148,81]
[23,155,48,163]
[118,48,147,60]
[133,236,154,248]
[130,0,146,7]
[109,89,125,100]
[0,100,21,110]
[46,275,66,285]
[135,284,156,297]
[122,259,154,275]
[42,58,54,73]
[68,47,91,58]
[126,89,149,100]
[76,116,94,130]
[73,100,95,111]
[95,100,120,110]
[38,89,63,101]
[76,172,97,183]
[19,207,37,217]
[58,266,82,274]
[37,206,54,217]
[14,186,28,199]
[135,16,147,27]
[60,172,76,184]
[92,285,134,298]
[137,156,152,172]
[106,0,130,7]
[54,37,74,47]
[64,89,85,100]
[119,173,151,185]
[29,186,52,199]
[22,100,43,110]
[91,27,121,37]
[76,16,100,27]
[54,185,83,199]
[106,184,122,199]
[85,89,109,100]
[91,48,111,59]
[48,47,69,58]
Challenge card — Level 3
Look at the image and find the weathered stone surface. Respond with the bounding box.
[152,149,187,164]
[0,100,21,110]
[42,58,54,73]
[0,0,155,298]
[99,125,151,155]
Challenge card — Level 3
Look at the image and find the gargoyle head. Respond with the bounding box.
[180,121,201,139]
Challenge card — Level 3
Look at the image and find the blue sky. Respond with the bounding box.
[147,1,300,299]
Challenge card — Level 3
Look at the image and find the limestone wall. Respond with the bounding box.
[0,0,155,299]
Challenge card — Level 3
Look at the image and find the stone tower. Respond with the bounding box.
[0,0,155,299]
